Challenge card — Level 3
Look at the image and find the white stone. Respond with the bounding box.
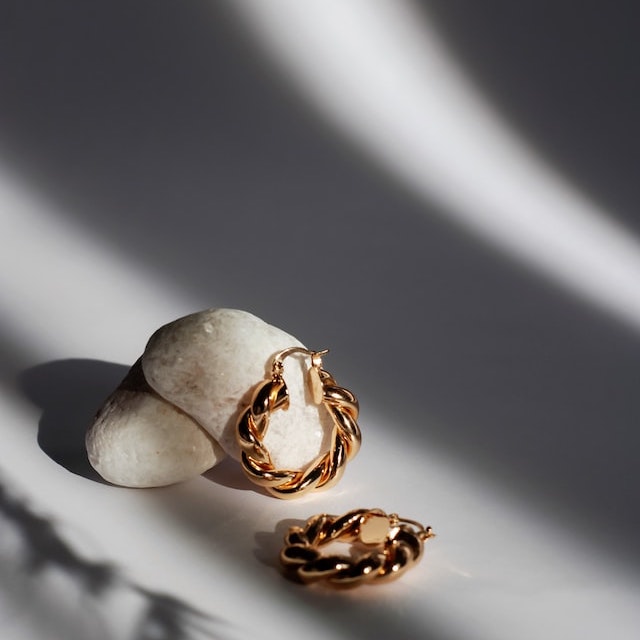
[141,308,334,469]
[86,359,224,487]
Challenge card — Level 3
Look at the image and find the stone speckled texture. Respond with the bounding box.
[142,308,333,469]
[86,359,224,487]
[87,309,336,488]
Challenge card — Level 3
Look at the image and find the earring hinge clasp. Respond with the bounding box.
[271,347,329,378]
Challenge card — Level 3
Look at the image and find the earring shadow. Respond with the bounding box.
[19,359,129,482]
[254,517,305,571]
[202,458,266,497]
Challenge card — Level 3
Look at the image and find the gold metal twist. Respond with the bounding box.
[280,508,435,587]
[236,347,361,499]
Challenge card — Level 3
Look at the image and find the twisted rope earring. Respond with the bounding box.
[236,347,361,499]
[280,508,435,587]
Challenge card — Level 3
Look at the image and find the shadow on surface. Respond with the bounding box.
[203,458,264,496]
[3,0,640,580]
[0,474,227,640]
[152,481,455,640]
[254,517,303,571]
[19,359,128,481]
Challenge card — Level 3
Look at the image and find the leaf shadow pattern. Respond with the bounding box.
[132,588,225,640]
[0,475,229,640]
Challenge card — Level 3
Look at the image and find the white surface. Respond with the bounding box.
[1,164,638,640]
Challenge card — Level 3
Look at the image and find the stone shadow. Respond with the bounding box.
[19,359,128,481]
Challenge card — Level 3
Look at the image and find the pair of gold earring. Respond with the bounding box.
[235,346,434,587]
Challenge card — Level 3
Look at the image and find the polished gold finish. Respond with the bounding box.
[236,347,361,499]
[280,508,435,587]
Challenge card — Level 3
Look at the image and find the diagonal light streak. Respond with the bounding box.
[232,0,640,330]
[0,163,202,366]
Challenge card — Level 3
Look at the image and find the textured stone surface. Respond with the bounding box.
[142,308,333,469]
[86,359,224,487]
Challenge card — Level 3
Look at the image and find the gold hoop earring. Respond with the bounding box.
[236,347,361,499]
[280,508,435,587]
